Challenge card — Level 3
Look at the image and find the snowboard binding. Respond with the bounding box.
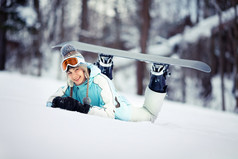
[96,54,114,80]
[149,63,170,93]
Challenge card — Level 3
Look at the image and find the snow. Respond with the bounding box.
[17,6,36,27]
[0,72,238,159]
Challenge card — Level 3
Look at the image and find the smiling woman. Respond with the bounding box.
[46,44,169,122]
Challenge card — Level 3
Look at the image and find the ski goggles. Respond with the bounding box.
[61,56,85,72]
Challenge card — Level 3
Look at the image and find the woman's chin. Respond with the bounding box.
[74,79,84,86]
[75,81,82,86]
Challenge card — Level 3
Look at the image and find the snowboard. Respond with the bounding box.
[52,41,211,73]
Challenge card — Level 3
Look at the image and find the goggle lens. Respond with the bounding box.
[61,57,80,72]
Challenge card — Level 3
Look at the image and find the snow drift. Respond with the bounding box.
[0,72,238,159]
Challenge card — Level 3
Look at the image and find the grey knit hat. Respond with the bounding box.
[60,44,87,73]
[61,44,84,60]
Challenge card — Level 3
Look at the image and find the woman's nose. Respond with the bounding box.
[72,72,78,79]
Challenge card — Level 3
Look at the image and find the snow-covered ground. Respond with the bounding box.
[0,71,238,159]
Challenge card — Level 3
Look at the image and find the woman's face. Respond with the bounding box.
[67,67,86,86]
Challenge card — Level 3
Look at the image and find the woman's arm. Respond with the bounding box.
[88,75,116,119]
[46,86,68,107]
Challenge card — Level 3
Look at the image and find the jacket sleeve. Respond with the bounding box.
[88,75,115,119]
[46,86,68,107]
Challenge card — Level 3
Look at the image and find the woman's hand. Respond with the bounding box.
[52,96,90,114]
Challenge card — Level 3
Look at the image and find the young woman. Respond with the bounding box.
[47,44,169,122]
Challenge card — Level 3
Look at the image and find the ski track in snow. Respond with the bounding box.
[0,72,238,159]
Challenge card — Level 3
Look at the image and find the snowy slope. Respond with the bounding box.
[0,72,238,159]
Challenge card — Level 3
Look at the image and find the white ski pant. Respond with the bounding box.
[130,87,166,122]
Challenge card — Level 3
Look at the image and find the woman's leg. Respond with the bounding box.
[131,63,169,122]
[130,87,166,122]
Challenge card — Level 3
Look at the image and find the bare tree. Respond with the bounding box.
[79,0,89,42]
[212,0,225,111]
[196,0,200,24]
[0,0,28,71]
[33,0,43,76]
[49,0,61,42]
[0,0,7,70]
[231,1,238,112]
[113,1,122,49]
[137,0,151,95]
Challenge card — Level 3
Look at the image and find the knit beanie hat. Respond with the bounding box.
[61,44,85,59]
[60,44,87,73]
[60,44,89,78]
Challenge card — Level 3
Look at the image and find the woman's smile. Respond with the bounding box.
[74,76,80,81]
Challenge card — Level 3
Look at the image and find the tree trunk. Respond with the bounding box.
[113,1,121,48]
[212,0,226,111]
[0,25,6,71]
[57,1,66,80]
[210,34,218,75]
[218,13,226,111]
[203,0,210,19]
[196,0,200,24]
[81,0,89,30]
[80,0,89,42]
[49,0,61,41]
[33,0,43,76]
[233,33,238,112]
[181,71,186,103]
[232,2,238,112]
[137,0,151,95]
[0,0,7,71]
